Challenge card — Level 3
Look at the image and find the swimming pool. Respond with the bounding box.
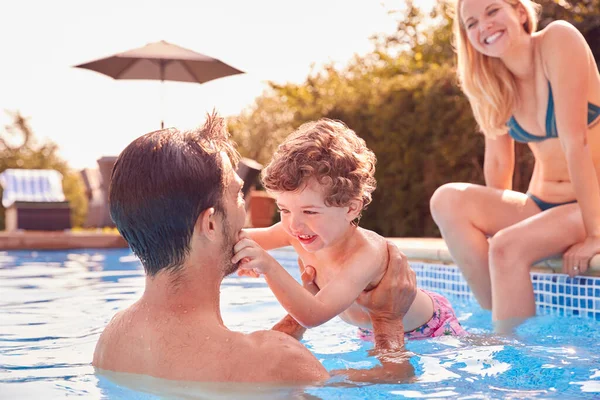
[1,247,599,399]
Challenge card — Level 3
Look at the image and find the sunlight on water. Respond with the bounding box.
[389,389,459,398]
[1,248,599,399]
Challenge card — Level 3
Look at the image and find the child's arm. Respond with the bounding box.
[244,223,291,251]
[233,233,382,328]
[272,261,319,340]
[238,224,291,278]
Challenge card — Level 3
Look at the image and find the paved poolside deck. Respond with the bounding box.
[0,231,127,250]
[0,231,598,276]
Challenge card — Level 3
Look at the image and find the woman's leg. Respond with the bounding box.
[430,183,541,309]
[488,203,585,331]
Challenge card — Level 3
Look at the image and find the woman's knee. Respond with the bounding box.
[488,230,529,272]
[430,183,471,224]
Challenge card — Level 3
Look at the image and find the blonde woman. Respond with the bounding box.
[430,0,600,331]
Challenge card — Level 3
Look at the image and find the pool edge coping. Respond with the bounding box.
[388,238,600,276]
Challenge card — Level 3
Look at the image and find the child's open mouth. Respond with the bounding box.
[297,234,317,245]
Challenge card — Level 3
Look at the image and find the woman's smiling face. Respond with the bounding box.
[460,0,528,58]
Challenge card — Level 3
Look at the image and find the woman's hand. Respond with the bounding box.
[562,235,600,277]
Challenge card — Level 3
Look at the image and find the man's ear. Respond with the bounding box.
[346,200,363,222]
[196,207,218,241]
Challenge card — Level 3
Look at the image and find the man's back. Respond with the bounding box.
[92,302,329,383]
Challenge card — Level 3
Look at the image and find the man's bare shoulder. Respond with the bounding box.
[242,330,329,382]
[93,308,328,383]
[92,309,130,369]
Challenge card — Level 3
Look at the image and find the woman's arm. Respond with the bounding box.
[483,133,515,190]
[544,23,600,237]
[542,22,600,273]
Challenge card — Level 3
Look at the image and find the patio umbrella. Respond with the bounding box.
[74,40,244,129]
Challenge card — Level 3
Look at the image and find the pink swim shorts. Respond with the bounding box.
[358,289,467,341]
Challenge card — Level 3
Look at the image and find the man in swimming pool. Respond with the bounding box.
[92,113,417,383]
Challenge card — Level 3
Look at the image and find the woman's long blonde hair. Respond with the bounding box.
[454,0,541,138]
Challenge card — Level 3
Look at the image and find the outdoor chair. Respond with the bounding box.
[80,168,105,228]
[0,169,71,231]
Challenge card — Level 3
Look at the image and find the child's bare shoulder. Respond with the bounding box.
[355,228,388,261]
[357,227,387,246]
[352,228,388,287]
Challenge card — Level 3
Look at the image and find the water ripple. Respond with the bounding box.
[0,248,598,400]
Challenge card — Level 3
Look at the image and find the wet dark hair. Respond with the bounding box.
[109,113,240,276]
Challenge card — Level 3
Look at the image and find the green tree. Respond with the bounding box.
[228,91,296,166]
[371,0,454,70]
[538,0,600,64]
[230,0,600,237]
[0,111,87,229]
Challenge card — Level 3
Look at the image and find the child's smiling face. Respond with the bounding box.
[274,179,361,252]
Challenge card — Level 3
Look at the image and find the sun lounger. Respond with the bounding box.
[0,169,71,231]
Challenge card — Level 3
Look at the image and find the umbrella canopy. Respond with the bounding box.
[74,40,244,128]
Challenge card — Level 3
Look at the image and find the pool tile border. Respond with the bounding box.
[410,261,600,320]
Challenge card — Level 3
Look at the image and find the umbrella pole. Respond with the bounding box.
[160,61,165,130]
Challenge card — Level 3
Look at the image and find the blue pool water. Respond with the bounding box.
[1,248,599,399]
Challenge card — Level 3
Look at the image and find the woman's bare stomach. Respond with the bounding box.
[528,125,600,202]
[527,179,576,203]
[339,288,434,332]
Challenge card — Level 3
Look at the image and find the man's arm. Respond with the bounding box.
[271,246,417,384]
[274,243,417,348]
[331,349,415,384]
[272,314,306,340]
[329,243,417,383]
[356,242,417,350]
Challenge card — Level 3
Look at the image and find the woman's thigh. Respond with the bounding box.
[431,183,541,235]
[491,202,586,265]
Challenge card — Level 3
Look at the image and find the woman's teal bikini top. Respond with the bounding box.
[507,82,600,143]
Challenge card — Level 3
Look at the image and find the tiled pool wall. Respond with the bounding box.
[411,261,600,321]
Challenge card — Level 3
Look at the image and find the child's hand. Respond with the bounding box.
[232,231,279,276]
[237,268,261,278]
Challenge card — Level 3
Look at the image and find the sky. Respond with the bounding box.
[0,0,433,170]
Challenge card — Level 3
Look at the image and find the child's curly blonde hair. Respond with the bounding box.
[262,119,376,219]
